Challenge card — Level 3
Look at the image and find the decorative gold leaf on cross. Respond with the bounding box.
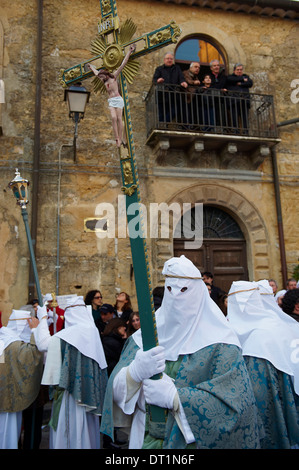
[59,68,68,88]
[121,185,137,196]
[91,35,107,56]
[90,17,140,93]
[122,160,134,185]
[101,0,111,16]
[92,77,106,94]
[122,59,140,84]
[170,20,182,43]
[119,18,137,44]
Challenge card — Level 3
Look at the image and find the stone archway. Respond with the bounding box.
[177,20,247,73]
[151,183,270,286]
[154,19,246,75]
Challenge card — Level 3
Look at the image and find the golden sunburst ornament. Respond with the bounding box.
[90,18,140,94]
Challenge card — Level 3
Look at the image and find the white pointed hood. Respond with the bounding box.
[55,296,107,369]
[0,309,32,355]
[227,280,299,395]
[134,255,240,361]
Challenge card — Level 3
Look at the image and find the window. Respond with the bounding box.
[202,206,243,239]
[175,35,227,78]
[175,205,244,240]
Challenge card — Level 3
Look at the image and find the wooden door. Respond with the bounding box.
[174,239,248,294]
[173,205,248,294]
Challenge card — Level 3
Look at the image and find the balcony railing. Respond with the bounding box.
[145,84,278,140]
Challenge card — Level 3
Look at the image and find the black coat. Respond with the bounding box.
[153,64,186,86]
[115,308,133,323]
[101,333,126,376]
[95,317,107,335]
[209,70,227,90]
[210,285,226,305]
[226,73,253,94]
[197,85,215,107]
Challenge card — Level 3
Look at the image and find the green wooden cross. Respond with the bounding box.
[60,0,182,423]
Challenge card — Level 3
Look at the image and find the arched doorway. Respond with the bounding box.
[173,205,248,293]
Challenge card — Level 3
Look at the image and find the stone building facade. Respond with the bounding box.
[0,0,298,322]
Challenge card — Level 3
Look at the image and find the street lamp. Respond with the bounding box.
[64,83,90,161]
[8,169,43,306]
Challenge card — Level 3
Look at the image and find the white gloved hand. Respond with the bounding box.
[143,373,178,410]
[129,346,165,383]
[46,308,53,319]
[37,305,48,321]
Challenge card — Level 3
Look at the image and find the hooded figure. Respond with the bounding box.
[0,310,43,449]
[101,255,261,449]
[32,296,108,449]
[227,280,299,449]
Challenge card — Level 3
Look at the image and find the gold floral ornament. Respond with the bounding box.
[59,66,82,88]
[101,0,111,15]
[91,18,140,94]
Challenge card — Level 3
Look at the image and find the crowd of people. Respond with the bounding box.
[152,53,253,133]
[0,256,299,450]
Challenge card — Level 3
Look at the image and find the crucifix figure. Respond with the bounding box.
[59,0,182,422]
[88,43,136,148]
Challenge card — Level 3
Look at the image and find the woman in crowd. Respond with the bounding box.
[101,318,127,376]
[84,290,103,322]
[126,312,141,337]
[114,292,133,322]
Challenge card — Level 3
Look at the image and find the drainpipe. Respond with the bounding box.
[277,117,299,127]
[272,117,299,288]
[56,143,74,297]
[28,0,43,301]
[271,146,287,288]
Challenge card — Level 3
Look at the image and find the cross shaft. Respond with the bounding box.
[60,0,182,423]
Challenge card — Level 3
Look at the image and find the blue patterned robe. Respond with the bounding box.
[49,340,108,430]
[244,356,299,449]
[101,337,261,449]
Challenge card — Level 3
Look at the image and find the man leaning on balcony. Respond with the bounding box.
[209,59,228,129]
[226,64,253,134]
[153,52,188,124]
[183,62,201,125]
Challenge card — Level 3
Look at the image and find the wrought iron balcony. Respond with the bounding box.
[145,84,280,169]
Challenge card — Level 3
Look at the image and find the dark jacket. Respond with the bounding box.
[197,85,215,105]
[153,64,185,86]
[209,70,227,90]
[101,333,126,376]
[226,73,253,94]
[211,284,226,305]
[95,317,107,335]
[115,307,133,323]
[287,313,299,323]
[91,307,101,322]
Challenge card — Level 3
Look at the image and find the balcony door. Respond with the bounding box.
[173,205,248,294]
